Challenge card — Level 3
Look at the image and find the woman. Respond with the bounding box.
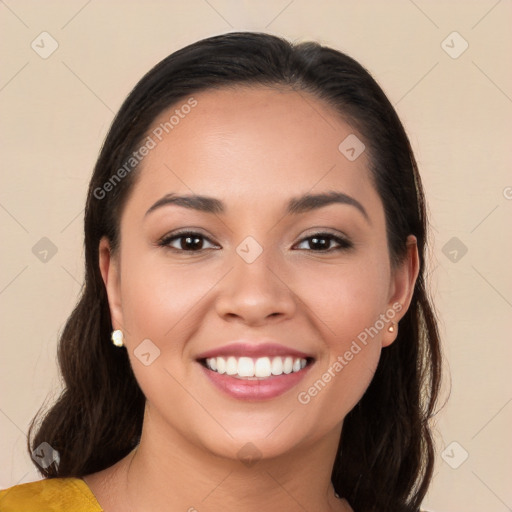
[0,32,441,511]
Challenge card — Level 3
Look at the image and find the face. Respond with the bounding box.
[99,86,418,462]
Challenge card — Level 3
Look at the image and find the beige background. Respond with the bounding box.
[1,1,511,510]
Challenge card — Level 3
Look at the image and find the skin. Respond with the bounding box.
[84,86,419,512]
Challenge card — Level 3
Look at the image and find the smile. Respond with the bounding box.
[195,341,315,400]
[203,355,310,379]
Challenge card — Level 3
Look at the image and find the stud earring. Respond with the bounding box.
[387,322,396,333]
[111,329,124,347]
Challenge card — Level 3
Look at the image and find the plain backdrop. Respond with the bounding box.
[1,1,511,511]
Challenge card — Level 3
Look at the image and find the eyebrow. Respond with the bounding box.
[145,190,370,223]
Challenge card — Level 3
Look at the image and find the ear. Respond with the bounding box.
[382,234,420,347]
[99,236,124,331]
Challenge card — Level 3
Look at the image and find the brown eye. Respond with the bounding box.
[294,232,353,252]
[159,231,218,252]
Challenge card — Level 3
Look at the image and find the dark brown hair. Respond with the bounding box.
[28,31,442,512]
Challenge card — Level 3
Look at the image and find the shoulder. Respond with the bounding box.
[0,477,103,512]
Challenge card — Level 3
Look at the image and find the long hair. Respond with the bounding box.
[28,31,442,512]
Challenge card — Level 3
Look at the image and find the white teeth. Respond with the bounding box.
[254,357,271,378]
[204,355,308,379]
[271,357,283,375]
[238,357,254,377]
[226,356,238,375]
[216,357,226,374]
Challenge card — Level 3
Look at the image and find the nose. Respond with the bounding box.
[214,250,297,326]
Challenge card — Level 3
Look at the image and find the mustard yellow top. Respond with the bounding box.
[0,477,102,511]
[0,477,434,510]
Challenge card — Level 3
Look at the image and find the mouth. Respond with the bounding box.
[198,355,314,380]
[195,343,316,400]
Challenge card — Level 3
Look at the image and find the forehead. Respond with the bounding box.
[128,86,377,215]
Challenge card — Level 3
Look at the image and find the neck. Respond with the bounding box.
[113,405,349,512]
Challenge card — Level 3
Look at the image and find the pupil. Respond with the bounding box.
[183,236,201,250]
[311,236,328,250]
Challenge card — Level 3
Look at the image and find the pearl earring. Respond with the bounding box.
[111,329,124,347]
[387,322,396,333]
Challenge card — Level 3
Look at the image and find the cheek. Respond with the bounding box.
[295,261,388,421]
[119,247,215,345]
[294,252,391,338]
[296,342,381,438]
[292,256,390,416]
[116,255,224,441]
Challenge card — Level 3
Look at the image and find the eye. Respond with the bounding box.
[158,231,218,252]
[294,232,353,252]
[157,230,352,253]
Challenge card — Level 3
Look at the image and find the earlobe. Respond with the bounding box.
[382,235,420,347]
[98,237,124,331]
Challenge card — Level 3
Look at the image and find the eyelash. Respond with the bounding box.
[157,230,353,253]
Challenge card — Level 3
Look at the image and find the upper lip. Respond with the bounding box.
[195,341,314,360]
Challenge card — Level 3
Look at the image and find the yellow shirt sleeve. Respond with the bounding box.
[0,477,103,512]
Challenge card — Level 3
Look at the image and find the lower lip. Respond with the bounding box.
[198,362,313,401]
